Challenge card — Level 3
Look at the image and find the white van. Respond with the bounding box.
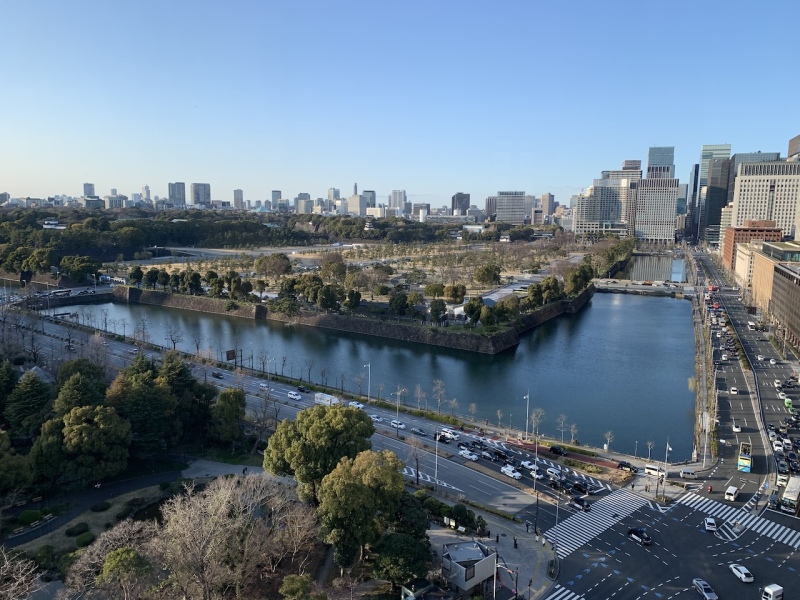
[724,486,739,501]
[440,428,460,441]
[546,467,564,482]
[644,464,665,477]
[679,468,697,479]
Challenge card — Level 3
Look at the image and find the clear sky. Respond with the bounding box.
[2,1,798,207]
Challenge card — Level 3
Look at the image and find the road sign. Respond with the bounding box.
[765,481,769,489]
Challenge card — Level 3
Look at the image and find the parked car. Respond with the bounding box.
[549,445,568,456]
[692,578,718,600]
[501,465,522,480]
[728,563,753,583]
[627,527,652,545]
[459,450,478,461]
[288,391,302,400]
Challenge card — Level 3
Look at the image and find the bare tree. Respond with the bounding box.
[448,397,458,416]
[320,369,328,387]
[557,414,569,444]
[647,440,655,460]
[376,382,384,402]
[119,317,128,340]
[248,390,275,454]
[193,332,204,356]
[432,379,446,415]
[166,323,184,350]
[258,349,268,374]
[280,356,287,376]
[0,548,40,599]
[414,384,427,411]
[497,409,504,427]
[407,436,424,487]
[530,408,545,444]
[604,430,615,451]
[353,373,364,396]
[469,402,477,422]
[570,423,579,444]
[305,358,316,383]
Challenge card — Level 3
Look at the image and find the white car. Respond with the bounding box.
[775,379,782,387]
[287,391,302,400]
[769,430,778,441]
[721,354,728,361]
[732,422,742,433]
[770,358,777,365]
[520,460,537,471]
[729,563,754,583]
[704,517,717,531]
[693,578,718,600]
[757,354,765,361]
[440,428,460,441]
[390,420,406,430]
[501,465,522,480]
[779,392,787,400]
[730,387,738,395]
[259,383,270,390]
[370,414,383,422]
[458,450,478,461]
[348,401,365,409]
[529,469,544,480]
[773,440,784,452]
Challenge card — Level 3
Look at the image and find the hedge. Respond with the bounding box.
[17,510,42,526]
[65,522,89,537]
[75,532,95,547]
[90,501,111,512]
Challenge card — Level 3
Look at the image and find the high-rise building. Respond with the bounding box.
[452,192,471,215]
[354,183,358,196]
[789,135,800,161]
[110,188,117,196]
[83,183,95,196]
[233,189,244,209]
[694,144,731,241]
[271,191,281,205]
[142,185,151,201]
[573,160,641,236]
[390,190,406,209]
[349,195,367,216]
[168,182,186,206]
[700,157,730,245]
[686,164,699,239]
[722,220,782,270]
[541,193,555,215]
[634,148,679,244]
[190,183,211,207]
[362,190,376,208]
[328,188,340,202]
[492,191,527,224]
[727,152,781,206]
[731,161,800,239]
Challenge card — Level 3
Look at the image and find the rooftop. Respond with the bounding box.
[443,541,491,564]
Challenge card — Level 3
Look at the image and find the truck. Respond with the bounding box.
[761,584,783,600]
[780,476,800,514]
[314,392,340,406]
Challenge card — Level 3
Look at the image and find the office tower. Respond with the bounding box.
[349,194,367,216]
[362,190,376,208]
[731,161,800,239]
[485,196,497,217]
[676,184,688,214]
[142,185,151,201]
[451,193,470,215]
[634,147,679,244]
[110,188,117,196]
[234,189,244,209]
[541,193,555,215]
[0,192,9,205]
[168,182,186,206]
[390,190,406,209]
[489,191,527,224]
[328,188,340,202]
[722,220,782,270]
[699,158,730,245]
[105,195,124,209]
[354,183,358,196]
[790,135,800,161]
[686,164,699,238]
[573,160,641,236]
[271,191,281,204]
[83,183,95,196]
[727,152,781,206]
[190,183,211,206]
[694,144,731,241]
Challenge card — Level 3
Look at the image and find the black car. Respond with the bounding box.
[628,527,652,545]
[297,385,310,393]
[571,481,590,495]
[549,445,568,457]
[470,440,488,451]
[569,496,590,511]
[410,427,426,436]
[457,442,469,450]
[617,461,638,473]
[493,449,509,462]
[434,433,450,444]
[548,479,564,491]
[211,372,223,379]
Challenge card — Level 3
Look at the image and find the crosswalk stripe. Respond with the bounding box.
[544,584,584,600]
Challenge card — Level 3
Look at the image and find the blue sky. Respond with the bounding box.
[2,1,798,207]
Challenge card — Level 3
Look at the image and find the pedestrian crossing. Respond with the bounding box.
[401,468,462,492]
[677,493,800,548]
[542,489,652,559]
[544,584,584,600]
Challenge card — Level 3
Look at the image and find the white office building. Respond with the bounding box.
[731,161,800,240]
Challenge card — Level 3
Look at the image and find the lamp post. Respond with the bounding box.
[434,433,439,490]
[524,390,530,442]
[364,363,371,404]
[635,440,638,458]
[392,389,401,438]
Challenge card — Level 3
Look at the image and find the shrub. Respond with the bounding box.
[65,522,89,537]
[17,510,43,526]
[126,497,145,507]
[75,532,95,547]
[159,482,171,491]
[564,459,603,474]
[115,508,133,521]
[34,545,56,570]
[90,501,111,513]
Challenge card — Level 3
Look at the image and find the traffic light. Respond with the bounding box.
[528,578,533,587]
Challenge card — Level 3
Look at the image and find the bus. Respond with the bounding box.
[747,321,756,331]
[737,442,752,473]
[780,476,800,514]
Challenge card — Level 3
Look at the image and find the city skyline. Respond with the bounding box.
[1,2,798,205]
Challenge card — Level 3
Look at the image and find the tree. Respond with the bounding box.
[429,299,446,324]
[128,265,143,287]
[424,282,444,299]
[143,267,159,289]
[646,440,654,459]
[0,548,39,600]
[444,283,466,303]
[432,379,446,416]
[570,423,579,444]
[479,305,496,328]
[0,430,32,495]
[463,297,484,323]
[318,450,405,566]
[557,414,568,444]
[279,574,326,600]
[373,533,429,587]
[211,388,246,452]
[474,263,501,286]
[344,289,361,311]
[388,292,408,315]
[604,430,614,451]
[53,372,104,416]
[4,371,51,437]
[59,255,101,281]
[29,418,66,484]
[95,547,153,600]
[392,492,428,540]
[61,406,131,482]
[263,404,375,502]
[0,361,19,416]
[318,284,344,311]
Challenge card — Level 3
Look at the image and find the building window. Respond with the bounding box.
[465,565,475,582]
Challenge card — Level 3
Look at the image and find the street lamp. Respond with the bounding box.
[364,363,371,404]
[524,390,530,442]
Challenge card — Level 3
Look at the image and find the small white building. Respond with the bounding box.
[441,540,496,596]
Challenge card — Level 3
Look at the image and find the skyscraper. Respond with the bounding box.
[190,183,211,207]
[110,188,117,196]
[83,183,95,196]
[731,161,800,239]
[452,192,470,215]
[142,185,151,201]
[541,193,555,215]
[234,189,244,209]
[635,147,679,244]
[700,158,730,245]
[789,134,800,161]
[168,182,186,206]
[271,191,281,206]
[491,191,527,224]
[362,190,376,208]
[328,188,340,202]
[573,160,641,236]
[694,144,731,241]
[390,190,406,209]
[727,152,781,206]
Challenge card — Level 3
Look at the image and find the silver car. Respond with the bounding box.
[692,578,718,600]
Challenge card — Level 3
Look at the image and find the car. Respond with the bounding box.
[704,517,717,531]
[64,344,76,351]
[288,391,302,400]
[569,496,590,511]
[778,392,787,400]
[101,341,109,346]
[770,358,777,365]
[410,427,426,436]
[369,414,383,423]
[470,440,488,450]
[480,450,494,461]
[627,527,652,545]
[617,461,638,473]
[348,401,365,409]
[721,354,728,361]
[440,428,460,441]
[296,385,310,393]
[775,379,782,387]
[730,387,738,395]
[768,423,776,431]
[791,460,800,473]
[501,465,522,480]
[434,433,450,443]
[127,348,139,355]
[520,460,537,471]
[457,442,470,450]
[529,469,544,480]
[549,445,568,456]
[211,372,223,379]
[773,440,784,452]
[390,420,406,430]
[692,579,718,600]
[732,421,742,433]
[493,449,509,462]
[259,382,271,390]
[728,563,754,583]
[757,354,765,361]
[777,460,789,474]
[789,451,799,462]
[459,450,478,461]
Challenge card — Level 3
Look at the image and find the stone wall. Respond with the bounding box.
[113,287,267,319]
